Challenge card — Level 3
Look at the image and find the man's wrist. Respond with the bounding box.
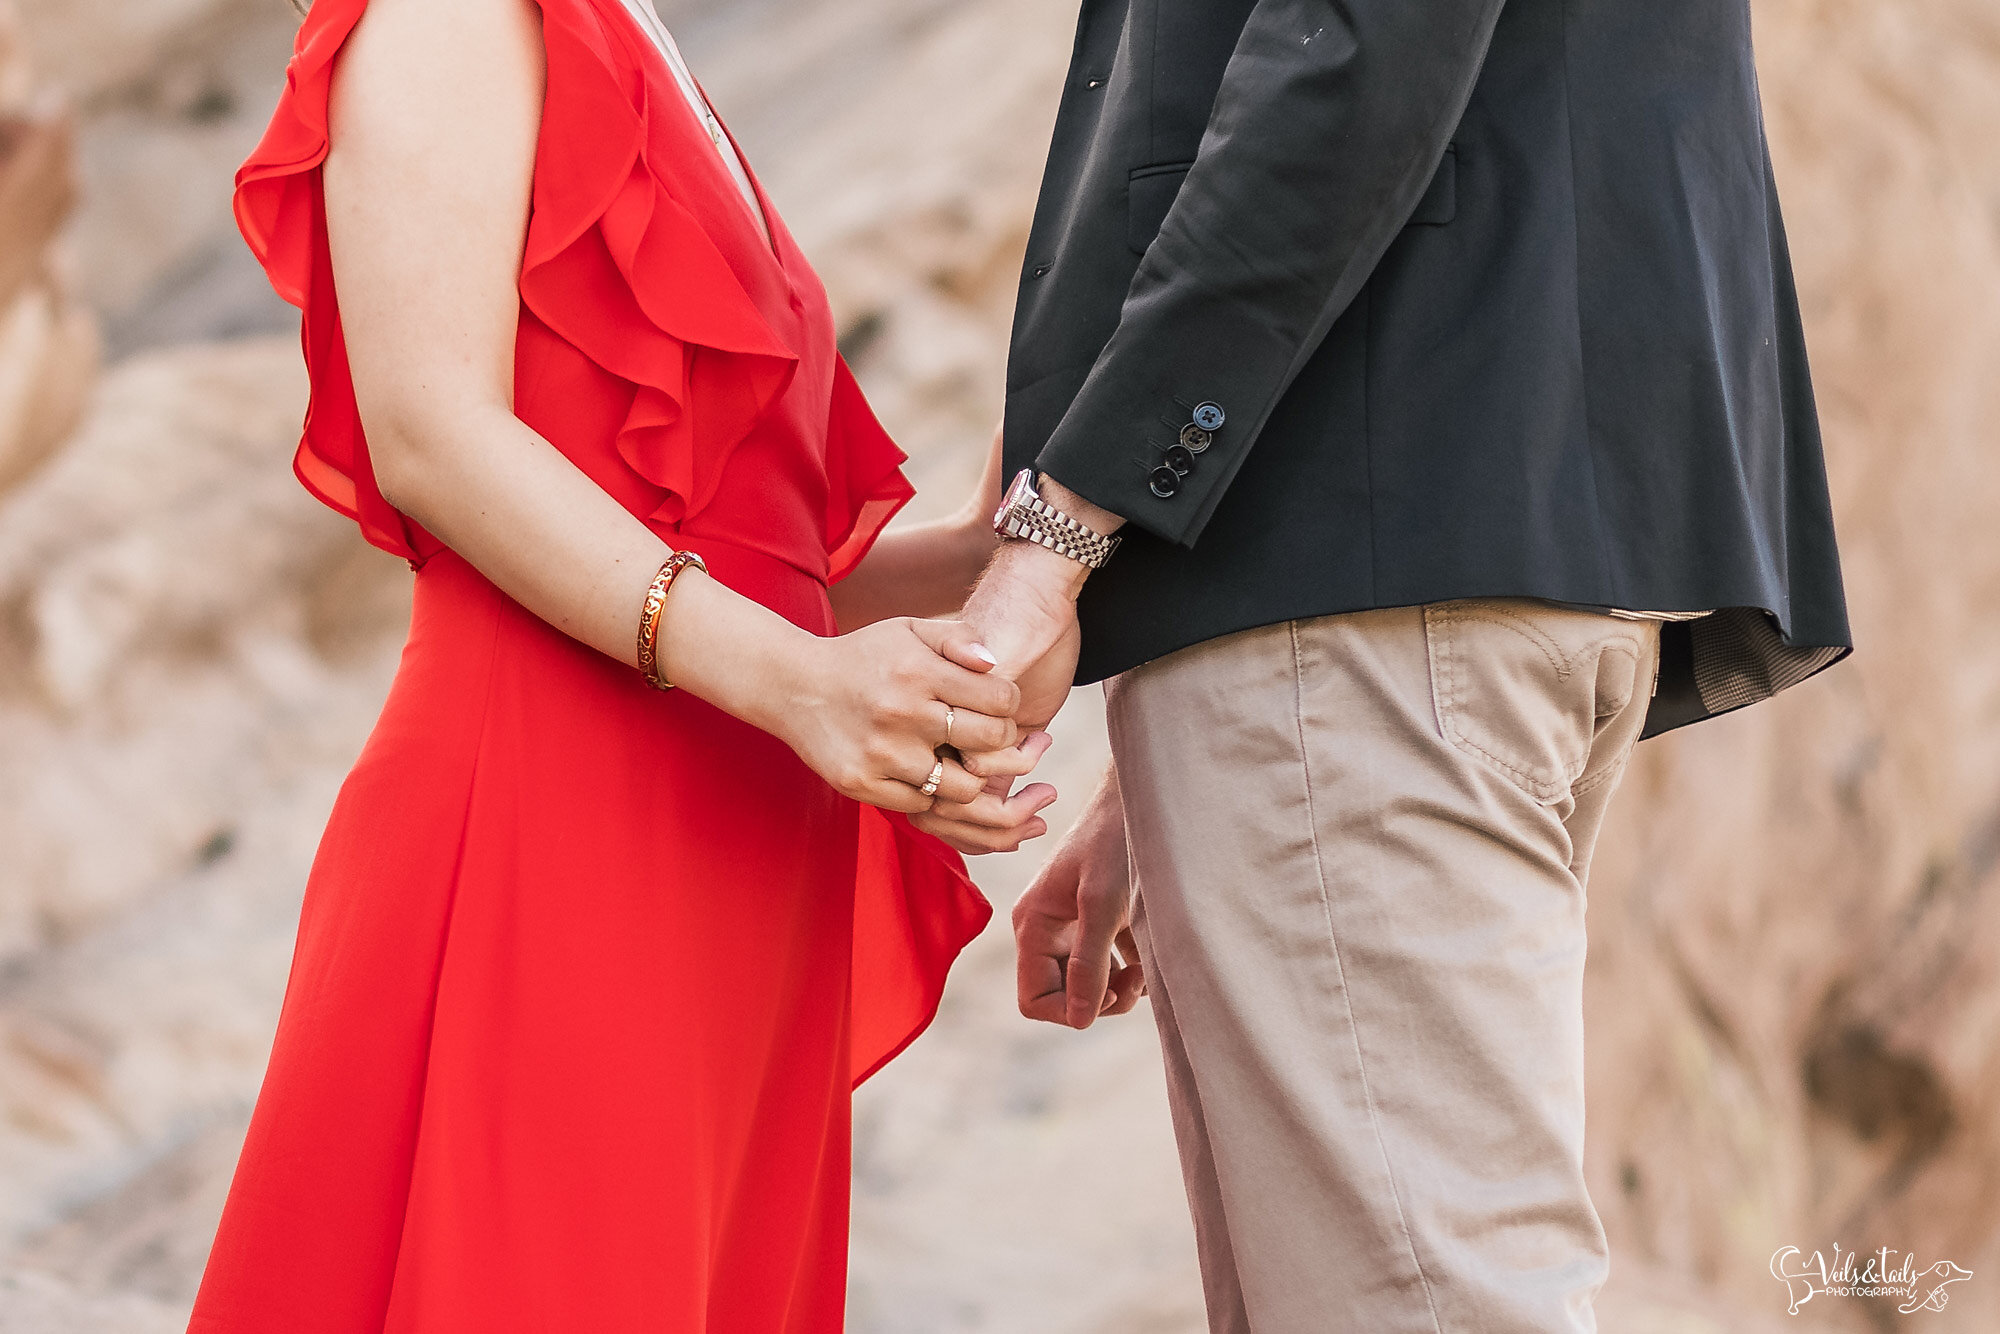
[1077,764,1131,892]
[991,527,1092,603]
[991,468,1123,574]
[989,471,1124,600]
[960,536,1084,677]
[1034,474,1125,540]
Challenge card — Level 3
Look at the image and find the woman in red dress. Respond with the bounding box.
[188,0,1056,1327]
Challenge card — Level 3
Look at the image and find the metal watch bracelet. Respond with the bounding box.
[993,469,1121,569]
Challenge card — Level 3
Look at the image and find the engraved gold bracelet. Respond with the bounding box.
[636,550,708,691]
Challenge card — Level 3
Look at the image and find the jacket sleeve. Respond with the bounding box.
[1034,0,1507,547]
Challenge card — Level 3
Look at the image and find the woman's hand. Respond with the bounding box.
[910,730,1062,854]
[766,617,1025,814]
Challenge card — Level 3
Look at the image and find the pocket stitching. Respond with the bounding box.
[1572,638,1646,796]
[1591,640,1642,719]
[1432,604,1573,681]
[1425,604,1588,803]
[1572,747,1629,797]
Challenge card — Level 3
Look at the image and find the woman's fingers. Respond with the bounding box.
[939,704,1018,754]
[903,619,1028,745]
[942,780,1058,830]
[879,748,983,808]
[902,623,1019,718]
[959,730,1053,782]
[929,663,1020,727]
[917,780,1058,843]
[907,617,1002,675]
[830,619,1049,819]
[912,807,1052,855]
[928,755,986,807]
[859,776,933,815]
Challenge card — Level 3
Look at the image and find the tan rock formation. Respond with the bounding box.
[0,1269,180,1334]
[0,0,95,497]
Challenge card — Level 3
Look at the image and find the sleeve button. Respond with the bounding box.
[1148,465,1183,498]
[1192,402,1225,431]
[1178,424,1213,452]
[1162,444,1196,474]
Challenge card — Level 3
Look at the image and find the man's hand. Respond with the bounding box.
[957,472,1122,730]
[1013,763,1145,1028]
[956,539,1085,729]
[911,472,1122,853]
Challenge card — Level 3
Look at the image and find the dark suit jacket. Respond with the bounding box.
[1003,0,1851,735]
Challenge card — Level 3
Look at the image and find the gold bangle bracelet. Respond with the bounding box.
[635,549,708,691]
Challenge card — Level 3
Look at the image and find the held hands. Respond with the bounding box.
[857,456,1141,1024]
[774,616,1055,823]
[909,537,1086,854]
[831,461,1145,1028]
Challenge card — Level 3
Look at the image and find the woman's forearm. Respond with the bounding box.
[374,399,1029,821]
[828,512,998,630]
[375,400,808,736]
[830,423,1008,630]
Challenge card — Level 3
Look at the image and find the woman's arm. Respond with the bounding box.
[323,0,1023,816]
[827,425,1006,630]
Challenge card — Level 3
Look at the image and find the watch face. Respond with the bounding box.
[994,468,1036,528]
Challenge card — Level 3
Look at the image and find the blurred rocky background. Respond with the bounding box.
[0,0,1993,1329]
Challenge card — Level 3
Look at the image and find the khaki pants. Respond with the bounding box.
[1105,601,1660,1333]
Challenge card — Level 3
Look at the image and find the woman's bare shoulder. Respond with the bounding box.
[331,0,546,158]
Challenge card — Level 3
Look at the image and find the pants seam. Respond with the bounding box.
[1287,619,1446,1334]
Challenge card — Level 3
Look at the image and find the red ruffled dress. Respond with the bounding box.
[189,0,990,1328]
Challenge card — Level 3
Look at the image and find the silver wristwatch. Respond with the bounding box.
[991,469,1122,569]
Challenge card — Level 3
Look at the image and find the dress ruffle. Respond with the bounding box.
[234,0,423,560]
[852,808,992,1084]
[825,357,918,584]
[520,0,800,529]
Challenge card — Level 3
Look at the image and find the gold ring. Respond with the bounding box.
[944,705,956,748]
[918,758,946,799]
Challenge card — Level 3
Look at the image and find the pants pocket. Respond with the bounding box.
[1422,600,1646,805]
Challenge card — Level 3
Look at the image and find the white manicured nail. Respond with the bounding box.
[970,643,998,665]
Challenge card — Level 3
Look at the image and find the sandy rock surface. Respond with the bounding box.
[0,0,1995,1331]
[0,0,95,500]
